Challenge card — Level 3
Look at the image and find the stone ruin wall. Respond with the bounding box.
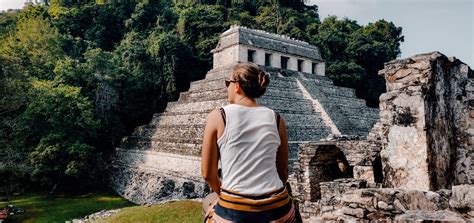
[377,52,473,190]
[293,52,474,222]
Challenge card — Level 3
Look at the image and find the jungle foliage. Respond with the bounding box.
[0,0,403,194]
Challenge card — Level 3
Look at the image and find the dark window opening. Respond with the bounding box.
[281,56,289,70]
[297,59,304,72]
[312,63,317,74]
[265,53,272,66]
[247,49,255,62]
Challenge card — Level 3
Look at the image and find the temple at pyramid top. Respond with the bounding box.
[211,25,325,75]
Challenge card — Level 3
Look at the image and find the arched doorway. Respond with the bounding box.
[307,145,352,201]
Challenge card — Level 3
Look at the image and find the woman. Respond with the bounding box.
[201,63,295,222]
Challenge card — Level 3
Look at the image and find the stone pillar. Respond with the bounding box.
[254,48,265,66]
[377,52,473,190]
[316,62,325,76]
[212,45,239,69]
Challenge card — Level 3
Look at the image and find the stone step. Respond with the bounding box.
[204,65,325,81]
[322,95,368,108]
[188,78,225,92]
[165,98,317,115]
[337,106,379,119]
[125,122,329,147]
[297,76,334,86]
[269,78,300,89]
[124,135,202,148]
[299,79,357,98]
[317,85,357,98]
[279,113,326,127]
[179,86,306,103]
[287,126,331,141]
[320,99,379,127]
[265,88,306,99]
[178,88,227,103]
[258,98,315,112]
[165,99,227,113]
[189,76,300,93]
[347,116,379,130]
[204,65,235,80]
[156,115,340,139]
[125,123,203,139]
[151,111,326,127]
[162,107,320,116]
[124,139,202,156]
[149,125,204,140]
[150,113,208,126]
[122,128,328,156]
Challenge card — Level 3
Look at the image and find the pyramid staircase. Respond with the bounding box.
[110,64,379,204]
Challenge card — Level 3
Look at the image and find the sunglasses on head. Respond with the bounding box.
[225,79,238,87]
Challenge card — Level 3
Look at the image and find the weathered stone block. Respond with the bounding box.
[342,191,375,207]
[449,184,474,211]
[354,166,375,182]
[395,210,466,222]
[395,190,448,211]
[341,207,365,218]
[378,52,474,190]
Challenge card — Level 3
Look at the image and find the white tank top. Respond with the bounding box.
[217,104,283,195]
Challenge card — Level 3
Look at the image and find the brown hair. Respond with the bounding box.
[231,63,269,98]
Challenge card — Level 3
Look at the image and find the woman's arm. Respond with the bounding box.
[276,116,289,184]
[201,109,222,194]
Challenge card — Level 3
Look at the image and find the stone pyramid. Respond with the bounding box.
[110,26,379,205]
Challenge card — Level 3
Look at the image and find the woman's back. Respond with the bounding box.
[201,63,296,222]
[218,104,283,195]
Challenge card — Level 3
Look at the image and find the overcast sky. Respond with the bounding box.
[1,0,473,67]
[309,0,473,67]
[0,0,25,11]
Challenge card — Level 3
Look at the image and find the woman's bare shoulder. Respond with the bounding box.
[205,108,223,126]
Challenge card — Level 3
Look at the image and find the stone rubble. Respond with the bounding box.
[69,209,121,223]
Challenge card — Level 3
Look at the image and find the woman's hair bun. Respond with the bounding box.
[232,63,270,98]
[258,71,269,88]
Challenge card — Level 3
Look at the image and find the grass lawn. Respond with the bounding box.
[0,191,135,223]
[100,200,203,223]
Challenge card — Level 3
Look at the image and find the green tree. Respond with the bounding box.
[311,16,361,62]
[0,10,19,38]
[53,48,124,150]
[309,16,403,106]
[176,4,227,74]
[0,14,64,79]
[326,61,366,87]
[18,80,101,192]
[52,1,134,52]
[125,0,175,33]
[29,134,102,193]
[347,19,404,76]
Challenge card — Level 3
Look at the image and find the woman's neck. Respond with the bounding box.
[234,96,259,107]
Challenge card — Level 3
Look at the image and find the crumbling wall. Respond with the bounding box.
[317,185,474,222]
[377,52,473,190]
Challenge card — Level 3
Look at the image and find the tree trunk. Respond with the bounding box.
[49,174,63,195]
